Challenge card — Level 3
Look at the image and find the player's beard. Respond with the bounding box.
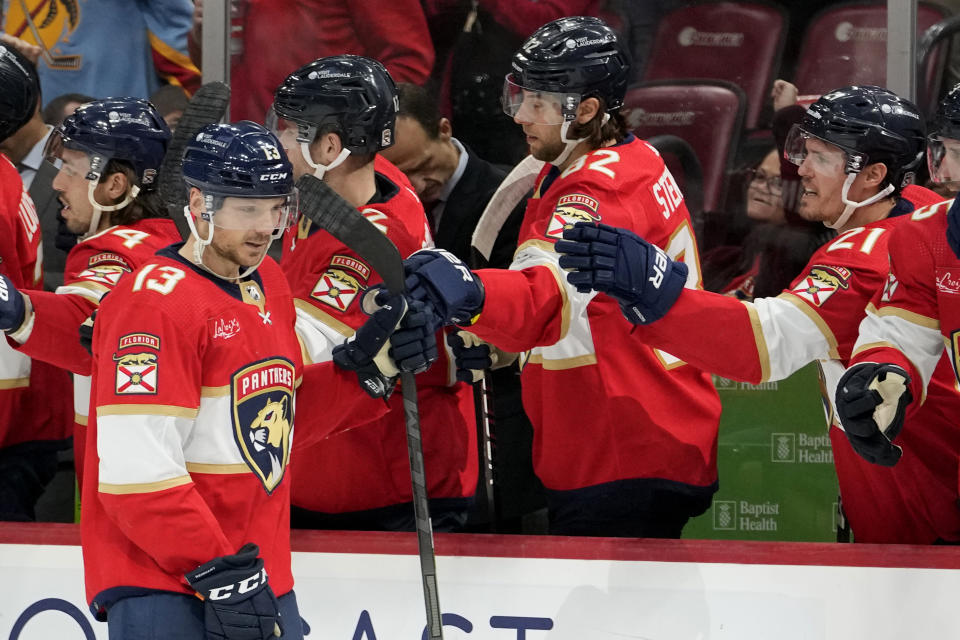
[528,134,566,163]
[210,231,273,269]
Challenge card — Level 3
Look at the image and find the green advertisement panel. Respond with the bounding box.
[683,363,840,542]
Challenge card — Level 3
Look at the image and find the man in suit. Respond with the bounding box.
[383,82,545,533]
[382,82,524,268]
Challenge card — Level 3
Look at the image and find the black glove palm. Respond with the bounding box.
[185,543,283,640]
[835,363,912,467]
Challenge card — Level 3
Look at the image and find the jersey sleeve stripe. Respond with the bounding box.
[98,415,192,486]
[98,404,199,419]
[526,353,598,370]
[513,240,572,342]
[743,302,771,382]
[777,292,842,359]
[99,475,192,495]
[185,462,251,475]
[294,299,355,338]
[853,309,943,396]
[871,302,940,330]
[57,282,110,301]
[200,385,230,397]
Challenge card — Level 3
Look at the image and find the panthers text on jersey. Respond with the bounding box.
[282,155,477,513]
[468,134,722,501]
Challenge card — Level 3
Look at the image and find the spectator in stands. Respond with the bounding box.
[4,0,199,102]
[42,93,94,128]
[149,84,190,131]
[189,0,434,122]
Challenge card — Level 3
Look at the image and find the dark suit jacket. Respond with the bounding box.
[433,146,526,269]
[28,160,66,291]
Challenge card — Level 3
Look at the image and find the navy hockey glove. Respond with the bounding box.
[185,543,283,640]
[334,294,438,398]
[0,274,26,332]
[79,310,97,356]
[835,363,912,467]
[556,222,688,324]
[402,249,485,328]
[447,330,492,384]
[947,197,960,260]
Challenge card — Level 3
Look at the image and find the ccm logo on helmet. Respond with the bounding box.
[260,173,288,181]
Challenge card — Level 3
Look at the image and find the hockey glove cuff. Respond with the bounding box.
[402,249,485,328]
[557,222,688,324]
[835,362,912,467]
[0,275,26,333]
[448,330,492,384]
[185,543,283,640]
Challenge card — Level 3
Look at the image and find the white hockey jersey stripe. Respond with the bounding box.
[749,294,834,382]
[97,413,195,489]
[853,304,943,393]
[513,240,593,367]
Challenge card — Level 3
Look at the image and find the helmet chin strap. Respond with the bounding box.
[826,173,895,230]
[549,113,611,167]
[300,144,350,179]
[80,181,140,240]
[183,205,270,281]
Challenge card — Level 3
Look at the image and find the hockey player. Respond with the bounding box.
[0,42,72,520]
[392,16,723,537]
[0,98,182,483]
[80,121,435,638]
[926,83,960,197]
[270,55,477,531]
[554,86,960,544]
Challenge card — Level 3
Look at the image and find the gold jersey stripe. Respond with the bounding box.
[99,474,192,494]
[186,462,250,474]
[0,377,29,389]
[870,302,940,330]
[201,385,229,397]
[743,301,771,383]
[526,352,597,370]
[74,412,88,426]
[97,404,198,419]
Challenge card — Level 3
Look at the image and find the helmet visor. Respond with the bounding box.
[926,134,960,186]
[783,125,865,177]
[501,74,580,125]
[266,105,316,144]
[203,192,298,235]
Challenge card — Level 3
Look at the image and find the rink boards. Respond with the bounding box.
[1,523,959,639]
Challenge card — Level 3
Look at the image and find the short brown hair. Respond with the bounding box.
[100,160,169,226]
[568,98,628,150]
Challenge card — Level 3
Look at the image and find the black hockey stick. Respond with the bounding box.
[295,174,444,640]
[157,81,231,240]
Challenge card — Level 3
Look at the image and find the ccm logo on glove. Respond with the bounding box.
[198,567,268,601]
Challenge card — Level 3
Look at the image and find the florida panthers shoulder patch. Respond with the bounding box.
[790,265,851,306]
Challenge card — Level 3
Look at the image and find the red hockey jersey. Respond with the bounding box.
[83,247,382,616]
[469,135,722,492]
[11,218,182,477]
[282,157,477,513]
[635,190,960,543]
[0,155,73,450]
[849,199,960,542]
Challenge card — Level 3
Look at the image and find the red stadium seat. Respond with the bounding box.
[794,1,949,114]
[642,1,787,130]
[622,81,746,214]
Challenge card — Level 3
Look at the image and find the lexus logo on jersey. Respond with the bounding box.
[789,265,851,307]
[310,254,371,312]
[545,193,600,239]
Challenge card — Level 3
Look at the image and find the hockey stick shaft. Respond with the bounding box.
[295,175,444,639]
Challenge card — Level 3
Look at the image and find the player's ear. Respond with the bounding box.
[102,170,129,199]
[861,162,889,190]
[576,98,601,125]
[188,186,205,216]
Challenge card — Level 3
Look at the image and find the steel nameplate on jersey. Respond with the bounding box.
[311,254,371,312]
[545,193,600,239]
[231,358,295,494]
[77,264,130,286]
[87,252,130,269]
[790,265,851,306]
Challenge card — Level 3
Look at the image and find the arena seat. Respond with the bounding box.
[642,1,787,130]
[622,81,746,214]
